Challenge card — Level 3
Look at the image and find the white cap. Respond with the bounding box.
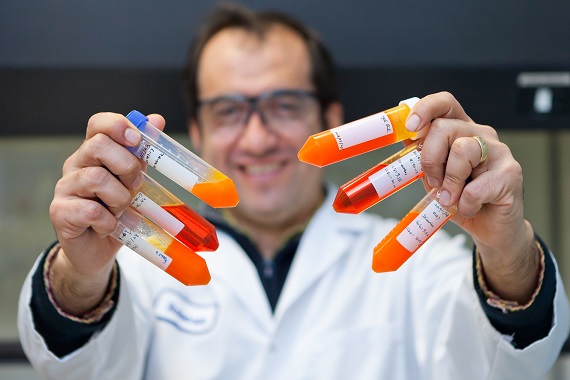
[398,97,420,109]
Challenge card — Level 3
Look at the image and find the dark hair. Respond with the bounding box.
[181,3,339,122]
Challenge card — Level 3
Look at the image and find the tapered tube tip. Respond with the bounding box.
[298,138,325,167]
[165,240,212,286]
[203,234,220,251]
[333,189,357,214]
[212,177,240,208]
[192,177,240,208]
[371,256,400,273]
[182,261,212,286]
[371,246,408,273]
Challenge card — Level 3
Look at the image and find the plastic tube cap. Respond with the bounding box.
[126,110,149,128]
[399,97,420,109]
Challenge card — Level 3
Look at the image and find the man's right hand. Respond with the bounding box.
[47,112,166,316]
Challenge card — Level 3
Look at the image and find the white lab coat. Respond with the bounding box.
[19,189,570,380]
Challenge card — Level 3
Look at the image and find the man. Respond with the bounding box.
[18,4,569,379]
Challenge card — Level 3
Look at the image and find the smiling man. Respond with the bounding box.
[189,23,340,258]
[18,3,568,380]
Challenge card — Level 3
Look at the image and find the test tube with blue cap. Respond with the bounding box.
[126,110,239,208]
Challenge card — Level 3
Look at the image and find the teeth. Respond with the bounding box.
[245,163,280,175]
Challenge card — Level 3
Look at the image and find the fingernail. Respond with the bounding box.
[131,173,143,190]
[427,176,440,188]
[438,189,451,206]
[406,114,420,132]
[124,128,141,146]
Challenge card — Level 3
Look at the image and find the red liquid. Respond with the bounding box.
[334,164,425,214]
[334,164,387,214]
[162,204,219,252]
[163,239,211,286]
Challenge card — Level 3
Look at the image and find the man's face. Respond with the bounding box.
[191,26,334,229]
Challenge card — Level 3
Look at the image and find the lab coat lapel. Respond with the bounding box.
[206,233,273,330]
[274,187,368,319]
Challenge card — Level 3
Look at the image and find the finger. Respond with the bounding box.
[455,172,491,218]
[50,196,118,241]
[457,142,523,217]
[417,117,497,187]
[405,92,472,133]
[456,166,521,219]
[63,133,143,191]
[57,166,134,216]
[416,118,462,189]
[123,112,166,173]
[436,136,488,206]
[86,112,142,148]
[147,114,166,132]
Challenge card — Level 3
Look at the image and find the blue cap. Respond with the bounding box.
[126,110,148,128]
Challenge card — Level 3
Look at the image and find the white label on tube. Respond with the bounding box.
[369,150,422,198]
[331,112,393,150]
[130,193,184,236]
[396,200,451,252]
[141,144,199,191]
[117,228,172,270]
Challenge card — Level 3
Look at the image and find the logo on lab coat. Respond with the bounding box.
[154,289,218,334]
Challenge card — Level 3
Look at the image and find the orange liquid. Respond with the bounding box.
[163,239,211,286]
[372,202,452,272]
[372,211,421,272]
[162,204,219,251]
[298,105,417,167]
[191,174,239,208]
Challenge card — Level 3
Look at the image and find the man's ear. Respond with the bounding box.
[189,118,202,152]
[323,101,343,130]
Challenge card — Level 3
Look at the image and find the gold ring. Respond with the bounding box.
[472,136,488,164]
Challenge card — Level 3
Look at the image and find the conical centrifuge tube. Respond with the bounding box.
[333,141,424,214]
[298,97,419,167]
[113,207,211,285]
[372,188,457,273]
[125,110,239,208]
[130,172,219,252]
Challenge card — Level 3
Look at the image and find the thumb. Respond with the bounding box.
[147,113,166,132]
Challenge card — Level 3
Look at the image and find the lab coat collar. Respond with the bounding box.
[205,184,371,328]
[273,184,369,320]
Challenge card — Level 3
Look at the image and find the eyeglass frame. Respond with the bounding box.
[195,89,324,133]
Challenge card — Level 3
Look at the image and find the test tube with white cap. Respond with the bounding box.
[298,97,420,167]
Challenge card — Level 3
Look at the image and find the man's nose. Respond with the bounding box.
[237,108,277,153]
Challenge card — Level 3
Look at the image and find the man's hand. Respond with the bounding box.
[406,92,539,304]
[48,112,166,315]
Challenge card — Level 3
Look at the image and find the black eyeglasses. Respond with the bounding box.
[197,89,321,135]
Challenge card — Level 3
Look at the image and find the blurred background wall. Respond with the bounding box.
[1,0,569,378]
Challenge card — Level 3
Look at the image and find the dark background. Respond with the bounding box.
[1,0,569,136]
